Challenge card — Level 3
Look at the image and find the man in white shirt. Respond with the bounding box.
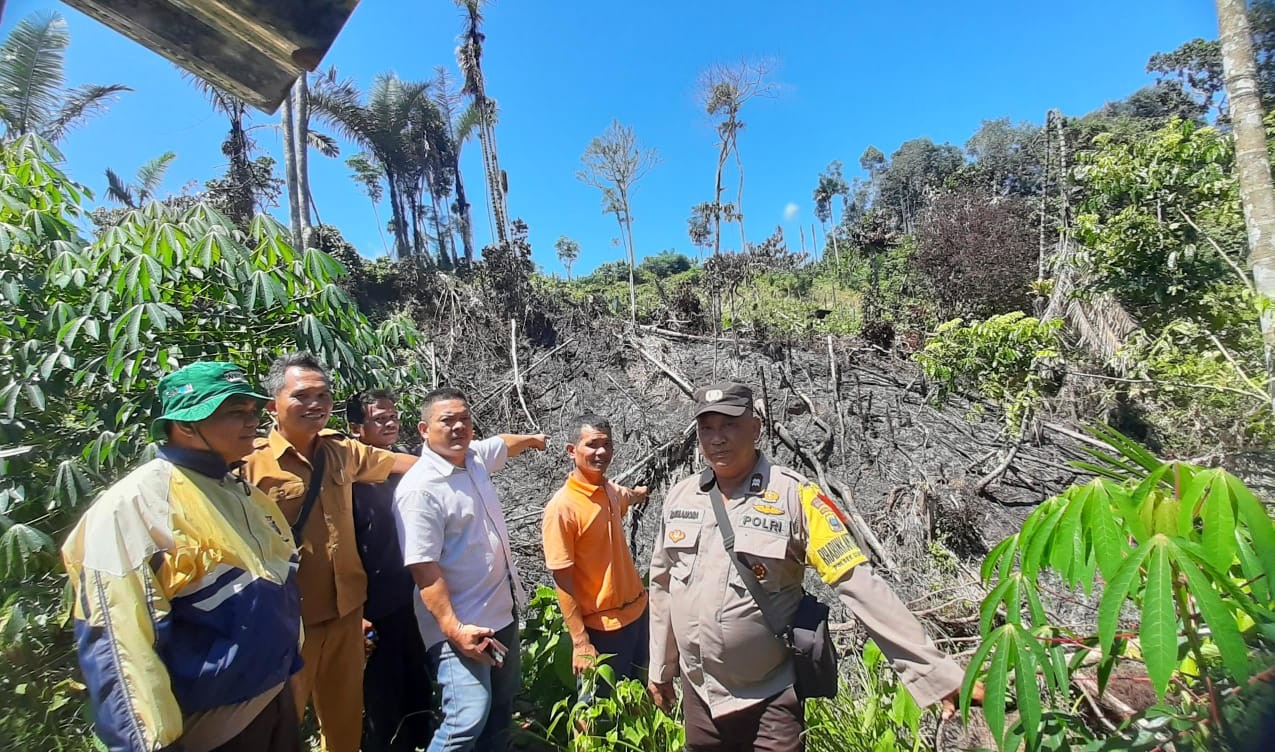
[393,387,547,752]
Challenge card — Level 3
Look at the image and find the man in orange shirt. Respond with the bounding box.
[542,413,649,691]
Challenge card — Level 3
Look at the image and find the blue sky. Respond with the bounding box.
[4,1,1218,275]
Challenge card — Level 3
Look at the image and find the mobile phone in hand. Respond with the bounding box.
[484,641,506,666]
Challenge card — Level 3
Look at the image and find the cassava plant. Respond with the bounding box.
[961,424,1275,751]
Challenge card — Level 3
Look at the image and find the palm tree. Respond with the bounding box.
[432,66,477,264]
[347,153,392,257]
[456,0,509,244]
[183,72,258,227]
[105,152,176,208]
[312,71,452,262]
[0,12,130,142]
[813,161,849,264]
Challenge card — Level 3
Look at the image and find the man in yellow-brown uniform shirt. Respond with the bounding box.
[244,352,417,752]
[648,382,970,752]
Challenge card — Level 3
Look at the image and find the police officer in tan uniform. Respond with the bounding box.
[648,382,974,751]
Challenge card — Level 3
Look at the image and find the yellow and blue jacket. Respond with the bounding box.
[62,446,302,752]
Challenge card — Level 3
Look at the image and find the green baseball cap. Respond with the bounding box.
[150,362,269,441]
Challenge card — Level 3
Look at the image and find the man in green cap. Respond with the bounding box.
[63,361,304,752]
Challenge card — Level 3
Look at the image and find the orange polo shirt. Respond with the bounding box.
[244,428,397,625]
[542,474,648,631]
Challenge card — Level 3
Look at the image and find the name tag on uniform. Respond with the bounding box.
[739,513,788,537]
[666,508,703,523]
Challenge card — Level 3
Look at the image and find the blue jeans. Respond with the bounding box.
[427,620,521,752]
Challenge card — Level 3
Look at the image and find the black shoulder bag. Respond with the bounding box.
[290,448,327,546]
[708,484,839,700]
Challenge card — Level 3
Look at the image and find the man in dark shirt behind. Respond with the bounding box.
[348,390,434,752]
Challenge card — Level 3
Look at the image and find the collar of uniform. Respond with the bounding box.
[158,445,234,479]
[564,472,605,499]
[419,441,469,475]
[698,452,772,494]
[267,426,342,461]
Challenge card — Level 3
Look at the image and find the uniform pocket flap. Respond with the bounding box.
[662,520,701,549]
[270,480,306,502]
[735,529,788,560]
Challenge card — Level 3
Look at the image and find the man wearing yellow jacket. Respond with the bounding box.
[63,362,302,752]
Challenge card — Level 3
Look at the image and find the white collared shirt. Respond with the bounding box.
[394,436,526,648]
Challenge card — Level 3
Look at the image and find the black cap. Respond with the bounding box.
[693,382,754,418]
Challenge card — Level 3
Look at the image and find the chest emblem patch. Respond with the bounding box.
[753,503,783,515]
[763,490,780,501]
[668,529,686,543]
[752,563,768,580]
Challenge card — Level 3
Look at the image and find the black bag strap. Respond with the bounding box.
[707,482,790,640]
[290,447,327,545]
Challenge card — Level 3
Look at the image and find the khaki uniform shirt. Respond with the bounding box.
[245,428,397,625]
[649,453,964,718]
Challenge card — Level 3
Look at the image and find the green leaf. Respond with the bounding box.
[1086,480,1128,581]
[1050,486,1089,582]
[56,314,85,349]
[1022,498,1065,580]
[1235,535,1270,603]
[982,534,1020,585]
[51,459,93,510]
[1098,539,1154,659]
[1014,627,1042,750]
[985,627,1012,748]
[1197,469,1237,572]
[981,575,1019,634]
[1229,474,1275,590]
[0,522,56,580]
[23,383,45,412]
[0,382,20,421]
[1087,423,1163,473]
[1169,542,1250,685]
[110,304,145,349]
[1140,537,1176,701]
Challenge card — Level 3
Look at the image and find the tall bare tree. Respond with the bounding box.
[280,76,314,251]
[577,120,659,321]
[456,0,510,244]
[697,58,776,255]
[1218,0,1275,396]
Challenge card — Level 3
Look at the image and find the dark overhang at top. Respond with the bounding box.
[61,0,361,112]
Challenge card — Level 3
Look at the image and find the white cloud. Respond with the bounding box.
[783,202,799,221]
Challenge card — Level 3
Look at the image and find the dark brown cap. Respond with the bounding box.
[693,382,755,418]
